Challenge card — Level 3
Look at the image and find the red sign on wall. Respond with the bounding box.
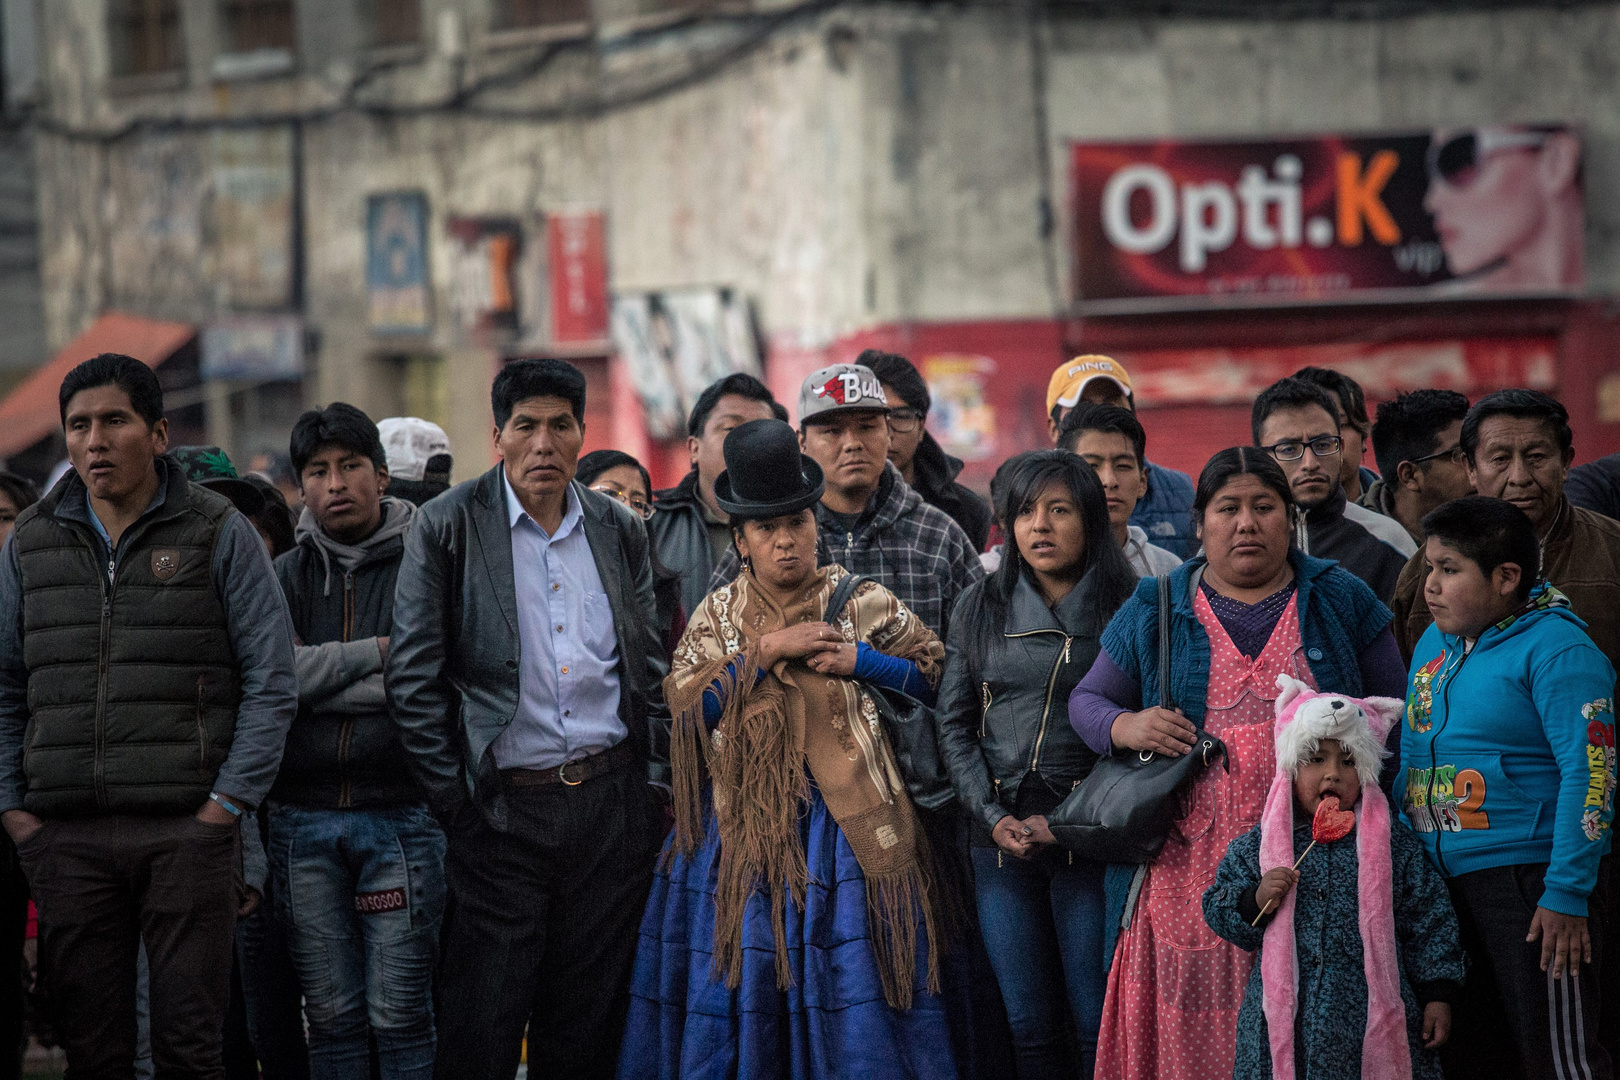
[548,211,609,345]
[1071,127,1583,312]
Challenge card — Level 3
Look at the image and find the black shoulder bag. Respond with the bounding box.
[1047,574,1226,864]
[824,572,955,812]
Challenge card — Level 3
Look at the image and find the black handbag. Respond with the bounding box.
[824,572,955,812]
[1048,574,1227,863]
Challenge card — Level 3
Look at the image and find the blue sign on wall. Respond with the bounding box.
[367,192,431,335]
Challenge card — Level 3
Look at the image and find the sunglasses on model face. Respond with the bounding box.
[1426,129,1548,189]
[589,483,655,520]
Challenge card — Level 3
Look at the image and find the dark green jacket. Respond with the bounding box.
[12,465,247,816]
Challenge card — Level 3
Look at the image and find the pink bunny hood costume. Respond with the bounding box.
[1260,674,1408,1080]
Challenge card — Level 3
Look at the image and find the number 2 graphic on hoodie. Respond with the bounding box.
[1399,585,1620,918]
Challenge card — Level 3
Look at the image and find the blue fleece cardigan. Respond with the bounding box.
[1098,550,1394,961]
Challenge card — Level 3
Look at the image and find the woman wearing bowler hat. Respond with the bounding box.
[617,419,959,1080]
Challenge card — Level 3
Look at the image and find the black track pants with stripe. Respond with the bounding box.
[1442,861,1613,1080]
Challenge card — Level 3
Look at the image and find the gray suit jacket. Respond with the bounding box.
[386,466,669,828]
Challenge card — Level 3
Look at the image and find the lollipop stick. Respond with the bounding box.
[1251,840,1318,926]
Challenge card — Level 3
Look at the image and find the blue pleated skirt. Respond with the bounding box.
[616,788,959,1080]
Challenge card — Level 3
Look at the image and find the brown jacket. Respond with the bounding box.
[1391,499,1620,667]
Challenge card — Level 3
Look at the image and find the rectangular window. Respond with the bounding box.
[108,0,184,78]
[358,0,421,48]
[492,0,591,31]
[218,0,296,54]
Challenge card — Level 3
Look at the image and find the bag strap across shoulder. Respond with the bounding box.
[1157,574,1173,711]
[826,571,867,624]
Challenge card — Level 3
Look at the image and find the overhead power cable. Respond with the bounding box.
[25,0,842,143]
[19,0,1599,142]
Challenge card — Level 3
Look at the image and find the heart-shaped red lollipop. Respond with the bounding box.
[1312,794,1356,843]
[1252,794,1358,925]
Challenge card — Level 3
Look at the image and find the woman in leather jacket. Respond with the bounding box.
[935,451,1137,1080]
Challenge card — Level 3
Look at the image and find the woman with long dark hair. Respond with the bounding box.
[1067,447,1407,1080]
[935,451,1136,1080]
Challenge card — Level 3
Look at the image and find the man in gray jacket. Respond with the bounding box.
[0,354,297,1078]
[387,358,668,1080]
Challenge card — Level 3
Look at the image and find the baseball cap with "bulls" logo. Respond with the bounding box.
[798,364,890,424]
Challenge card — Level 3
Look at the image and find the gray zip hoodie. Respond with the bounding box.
[291,497,415,713]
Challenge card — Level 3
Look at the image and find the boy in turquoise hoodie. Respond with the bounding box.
[1401,495,1616,1080]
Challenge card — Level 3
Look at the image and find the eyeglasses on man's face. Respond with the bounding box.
[1408,443,1466,468]
[589,483,654,520]
[1260,435,1343,462]
[886,408,924,434]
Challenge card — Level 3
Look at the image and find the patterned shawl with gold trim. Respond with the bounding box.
[666,564,946,1009]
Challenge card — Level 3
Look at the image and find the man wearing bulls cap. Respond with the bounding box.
[1047,355,1197,558]
[710,362,982,642]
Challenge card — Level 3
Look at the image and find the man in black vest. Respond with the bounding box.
[388,358,668,1080]
[0,353,298,1078]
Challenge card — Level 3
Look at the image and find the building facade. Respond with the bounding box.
[18,0,1620,486]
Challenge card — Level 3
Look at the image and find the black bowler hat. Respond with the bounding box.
[713,419,825,521]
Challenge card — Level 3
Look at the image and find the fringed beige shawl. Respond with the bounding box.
[666,565,946,1010]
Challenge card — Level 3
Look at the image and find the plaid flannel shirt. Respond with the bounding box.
[709,464,984,642]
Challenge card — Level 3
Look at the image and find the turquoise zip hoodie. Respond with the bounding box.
[1399,584,1617,916]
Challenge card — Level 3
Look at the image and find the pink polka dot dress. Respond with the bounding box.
[1094,588,1316,1080]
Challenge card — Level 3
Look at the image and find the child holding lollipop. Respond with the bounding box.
[1203,675,1465,1080]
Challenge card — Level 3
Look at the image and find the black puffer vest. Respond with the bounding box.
[14,463,241,816]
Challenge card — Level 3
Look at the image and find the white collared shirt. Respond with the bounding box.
[489,474,625,770]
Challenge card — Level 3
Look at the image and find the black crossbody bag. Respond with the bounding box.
[1047,574,1226,864]
[823,572,955,812]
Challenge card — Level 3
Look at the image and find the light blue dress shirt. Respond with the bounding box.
[490,474,625,770]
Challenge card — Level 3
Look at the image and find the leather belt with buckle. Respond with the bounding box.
[502,740,636,789]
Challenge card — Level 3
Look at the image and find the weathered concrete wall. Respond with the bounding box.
[26,1,1620,465]
[0,128,46,371]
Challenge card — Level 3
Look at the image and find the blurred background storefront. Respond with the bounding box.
[0,0,1615,492]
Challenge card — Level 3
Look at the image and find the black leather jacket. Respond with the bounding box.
[910,433,992,552]
[935,571,1107,835]
[386,468,670,829]
[649,470,719,621]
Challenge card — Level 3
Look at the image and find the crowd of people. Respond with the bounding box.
[0,343,1616,1080]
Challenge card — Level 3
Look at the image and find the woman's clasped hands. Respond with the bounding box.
[991,814,1057,859]
[758,621,858,677]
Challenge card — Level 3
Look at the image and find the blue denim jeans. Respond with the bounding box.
[971,846,1107,1080]
[270,805,447,1080]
